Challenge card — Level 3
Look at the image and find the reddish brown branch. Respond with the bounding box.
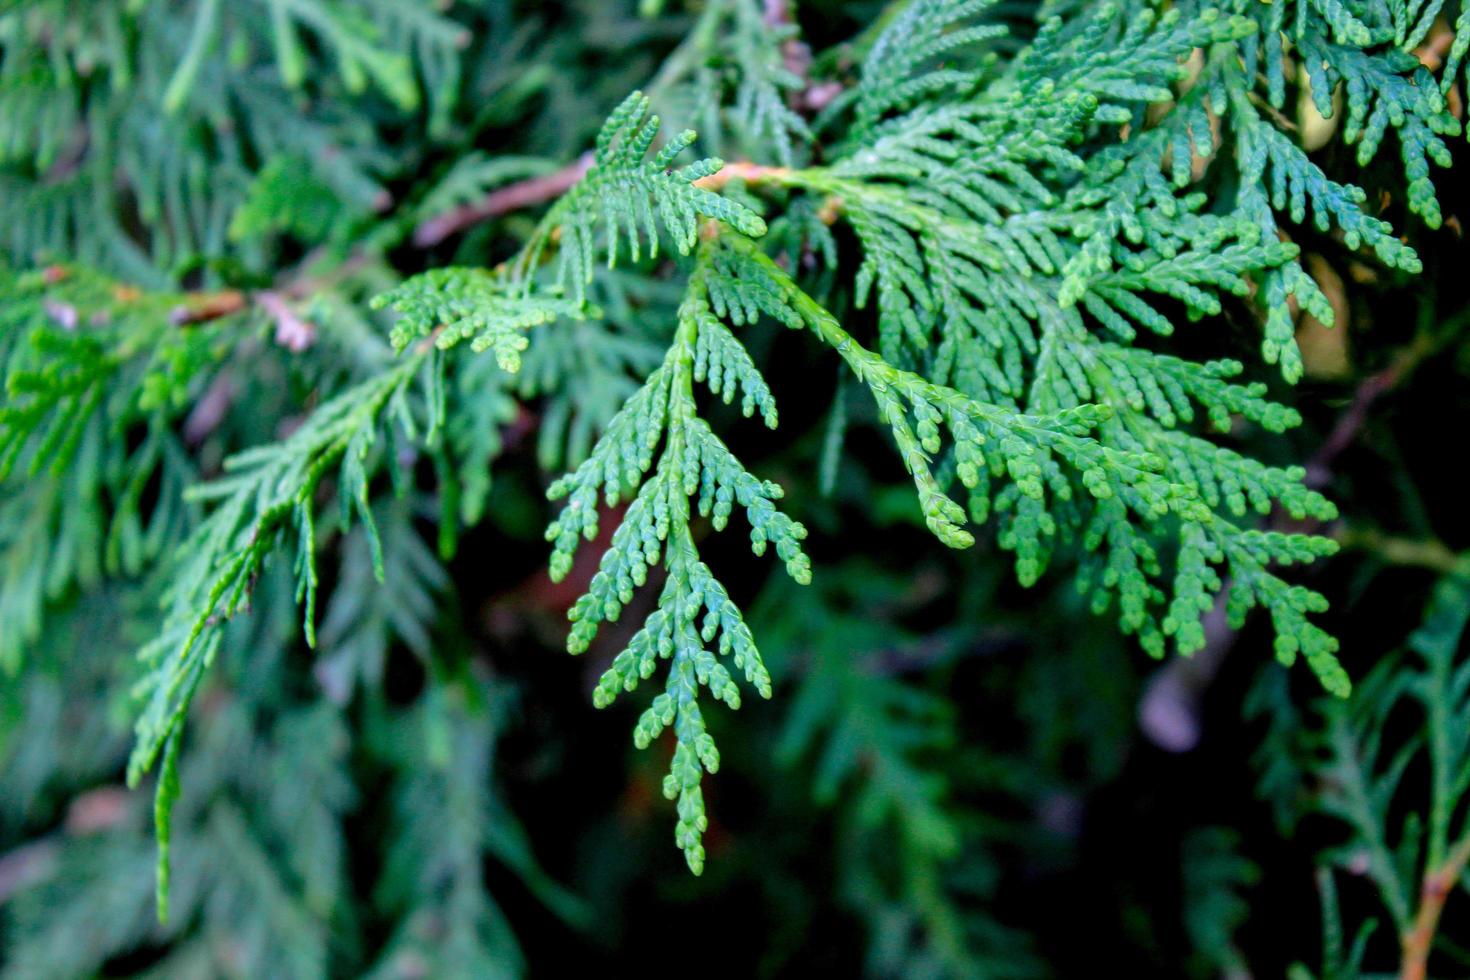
[412,151,595,248]
[692,161,794,192]
[1401,834,1470,980]
[1307,330,1437,489]
[166,289,247,326]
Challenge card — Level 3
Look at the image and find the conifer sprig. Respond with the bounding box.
[544,237,810,872]
[128,354,433,917]
[1299,562,1470,977]
[372,267,587,372]
[120,88,782,895]
[1184,0,1458,378]
[510,91,768,304]
[710,234,1348,692]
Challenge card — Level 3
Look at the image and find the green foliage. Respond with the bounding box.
[0,0,473,280]
[532,0,1424,859]
[374,267,585,371]
[0,515,563,977]
[723,2,1350,692]
[757,564,1044,978]
[1290,561,1470,978]
[0,265,225,672]
[1181,827,1259,975]
[6,0,1470,973]
[510,90,768,303]
[722,0,813,165]
[544,237,810,873]
[128,354,436,916]
[642,0,815,166]
[1177,0,1459,380]
[367,674,588,979]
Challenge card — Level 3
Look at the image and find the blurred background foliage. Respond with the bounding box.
[4,0,1470,976]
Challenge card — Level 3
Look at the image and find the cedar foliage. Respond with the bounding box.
[4,0,1470,975]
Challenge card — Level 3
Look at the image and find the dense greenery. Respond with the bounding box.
[4,0,1470,975]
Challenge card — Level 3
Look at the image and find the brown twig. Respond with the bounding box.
[411,323,446,355]
[150,157,790,339]
[166,289,247,326]
[412,151,595,248]
[692,161,795,192]
[1414,22,1457,72]
[1306,329,1438,489]
[1401,834,1470,980]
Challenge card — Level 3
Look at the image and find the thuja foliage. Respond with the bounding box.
[6,0,1470,974]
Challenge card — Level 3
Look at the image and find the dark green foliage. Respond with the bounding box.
[7,0,1470,976]
[1283,563,1470,978]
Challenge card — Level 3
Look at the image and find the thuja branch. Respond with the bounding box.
[709,229,1346,693]
[542,235,808,873]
